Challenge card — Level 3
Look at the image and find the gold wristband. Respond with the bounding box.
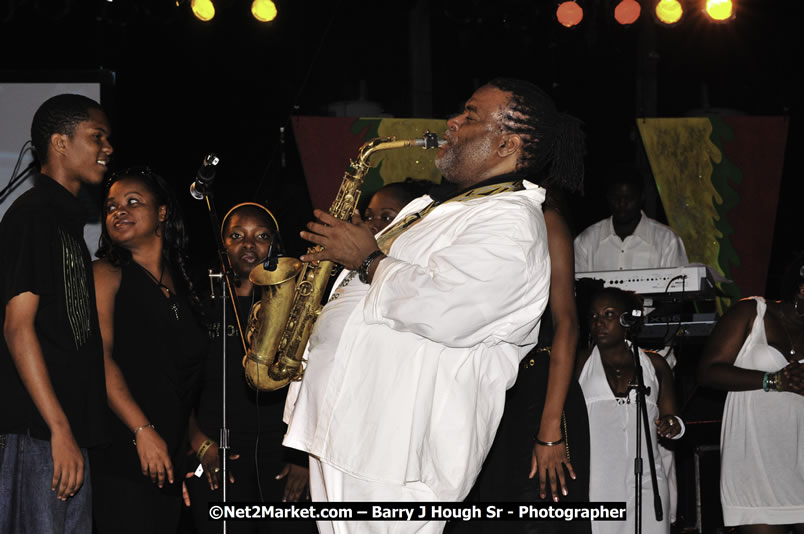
[775,370,785,392]
[197,439,214,461]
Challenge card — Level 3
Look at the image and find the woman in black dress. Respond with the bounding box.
[91,168,206,534]
[184,202,315,534]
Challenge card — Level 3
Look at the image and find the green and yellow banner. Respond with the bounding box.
[291,116,447,211]
[638,116,788,311]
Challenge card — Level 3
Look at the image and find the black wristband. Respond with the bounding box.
[358,250,385,284]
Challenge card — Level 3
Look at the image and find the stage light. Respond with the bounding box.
[556,1,583,28]
[655,0,683,25]
[614,0,641,25]
[191,0,214,21]
[251,0,277,22]
[704,0,734,21]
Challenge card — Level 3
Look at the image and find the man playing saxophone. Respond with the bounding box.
[283,78,585,534]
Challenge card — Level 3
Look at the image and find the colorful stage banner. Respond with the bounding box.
[291,116,447,212]
[638,117,789,310]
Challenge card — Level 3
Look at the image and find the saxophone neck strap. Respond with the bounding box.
[376,180,524,255]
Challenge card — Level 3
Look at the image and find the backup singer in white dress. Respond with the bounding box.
[719,299,804,526]
[579,346,670,534]
[699,292,804,532]
[576,287,682,534]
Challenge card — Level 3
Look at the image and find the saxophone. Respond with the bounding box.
[244,132,443,391]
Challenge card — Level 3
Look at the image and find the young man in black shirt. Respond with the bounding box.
[0,94,113,533]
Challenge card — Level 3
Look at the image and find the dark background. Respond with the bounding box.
[1,0,801,294]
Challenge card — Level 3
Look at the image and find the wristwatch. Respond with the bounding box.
[358,250,385,284]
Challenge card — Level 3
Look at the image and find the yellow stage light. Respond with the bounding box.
[704,0,734,21]
[191,0,215,21]
[655,0,683,25]
[614,0,641,25]
[251,0,277,22]
[556,1,583,28]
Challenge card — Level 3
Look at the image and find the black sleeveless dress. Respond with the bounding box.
[448,304,592,534]
[91,261,207,534]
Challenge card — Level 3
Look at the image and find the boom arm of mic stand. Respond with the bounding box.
[200,188,248,357]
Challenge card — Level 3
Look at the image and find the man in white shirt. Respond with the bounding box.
[283,78,585,533]
[574,173,688,272]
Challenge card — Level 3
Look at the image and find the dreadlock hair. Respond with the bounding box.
[31,94,103,166]
[487,78,585,194]
[96,167,202,313]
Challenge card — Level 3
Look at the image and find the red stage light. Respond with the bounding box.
[557,1,584,28]
[615,0,642,25]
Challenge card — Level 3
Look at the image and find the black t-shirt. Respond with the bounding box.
[0,174,107,447]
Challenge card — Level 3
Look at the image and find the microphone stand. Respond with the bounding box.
[624,318,663,534]
[193,156,248,534]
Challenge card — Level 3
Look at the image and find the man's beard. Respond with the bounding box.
[435,135,494,184]
[435,145,457,178]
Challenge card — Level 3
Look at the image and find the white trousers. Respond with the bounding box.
[309,456,446,534]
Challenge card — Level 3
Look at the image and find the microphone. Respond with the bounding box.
[189,153,220,200]
[619,309,643,328]
[263,231,285,272]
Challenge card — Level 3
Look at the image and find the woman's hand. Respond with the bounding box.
[276,463,310,502]
[198,442,239,490]
[134,426,174,488]
[779,360,804,395]
[529,441,575,502]
[655,415,682,439]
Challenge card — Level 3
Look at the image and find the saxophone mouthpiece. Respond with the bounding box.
[419,131,445,150]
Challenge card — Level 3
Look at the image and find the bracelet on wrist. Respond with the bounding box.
[132,423,154,446]
[197,439,215,461]
[358,250,385,284]
[774,370,785,392]
[763,371,783,392]
[667,415,686,440]
[534,436,565,447]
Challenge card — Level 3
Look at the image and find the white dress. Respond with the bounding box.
[720,297,804,526]
[579,346,670,534]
